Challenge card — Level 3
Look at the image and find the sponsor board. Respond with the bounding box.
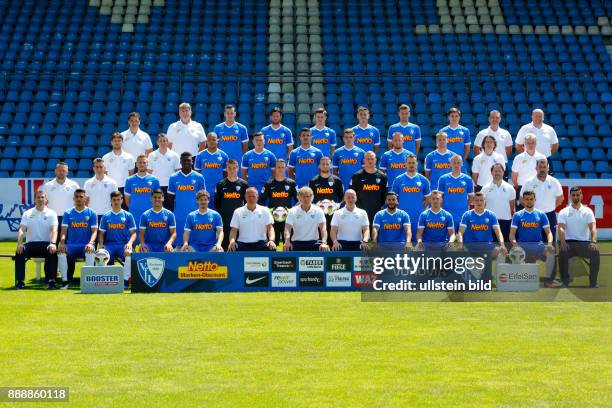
[272,257,297,272]
[137,257,165,288]
[244,257,269,272]
[353,256,373,272]
[326,257,352,272]
[244,272,269,287]
[299,272,325,287]
[80,266,124,294]
[353,272,378,287]
[85,275,120,286]
[326,272,352,287]
[178,261,228,279]
[271,273,297,288]
[298,256,325,272]
[496,264,539,291]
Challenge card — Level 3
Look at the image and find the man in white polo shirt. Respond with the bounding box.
[512,133,546,210]
[482,163,515,242]
[228,187,276,251]
[558,186,600,288]
[84,157,118,223]
[515,109,559,173]
[474,110,513,162]
[166,102,206,156]
[147,133,181,199]
[330,189,370,251]
[14,189,58,289]
[120,112,153,159]
[520,159,564,241]
[102,132,135,198]
[40,161,80,239]
[283,186,329,251]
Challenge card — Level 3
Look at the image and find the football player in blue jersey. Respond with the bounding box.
[380,131,412,188]
[372,192,412,251]
[139,189,176,252]
[288,128,324,188]
[214,104,249,162]
[437,154,474,232]
[391,153,431,242]
[181,190,224,252]
[352,106,380,154]
[167,152,206,247]
[310,107,337,157]
[510,190,555,286]
[194,132,229,208]
[124,154,160,227]
[386,104,421,154]
[58,189,98,289]
[457,192,507,255]
[416,190,455,249]
[438,107,471,172]
[260,107,293,160]
[242,132,277,194]
[98,191,137,289]
[332,128,366,190]
[424,131,455,190]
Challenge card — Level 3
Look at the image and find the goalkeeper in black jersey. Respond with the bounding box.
[259,159,298,245]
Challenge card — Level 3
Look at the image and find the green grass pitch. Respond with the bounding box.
[0,241,610,407]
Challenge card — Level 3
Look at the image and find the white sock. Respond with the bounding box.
[58,253,68,281]
[85,252,95,266]
[124,256,131,281]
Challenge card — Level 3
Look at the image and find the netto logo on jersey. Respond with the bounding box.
[70,222,89,228]
[402,187,420,193]
[298,158,315,164]
[316,187,334,195]
[427,222,445,229]
[148,221,167,228]
[177,185,196,191]
[383,223,401,230]
[313,138,329,144]
[224,192,241,199]
[133,187,152,193]
[272,191,290,198]
[447,187,465,193]
[389,163,406,169]
[362,184,380,191]
[107,223,125,229]
[194,223,213,230]
[356,137,373,144]
[251,163,268,169]
[203,162,222,169]
[521,222,539,228]
[433,163,452,169]
[340,158,358,165]
[267,138,284,144]
[448,136,463,143]
[402,135,414,142]
[221,135,239,141]
[272,257,297,272]
[326,257,352,271]
[470,224,489,231]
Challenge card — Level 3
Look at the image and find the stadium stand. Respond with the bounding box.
[0,0,610,179]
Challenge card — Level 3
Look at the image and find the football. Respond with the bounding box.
[272,206,288,222]
[508,246,526,264]
[93,248,111,266]
[317,199,339,216]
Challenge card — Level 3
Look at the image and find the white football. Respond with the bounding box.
[93,248,110,266]
[508,246,526,264]
[317,199,339,216]
[272,206,288,222]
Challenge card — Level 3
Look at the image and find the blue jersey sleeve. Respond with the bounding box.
[99,214,108,231]
[62,210,70,226]
[197,174,205,191]
[194,154,203,171]
[214,212,223,228]
[446,212,454,229]
[331,150,339,168]
[402,211,411,225]
[391,176,400,195]
[466,177,474,194]
[184,213,194,231]
[415,126,422,141]
[285,130,293,146]
[315,149,323,164]
[540,212,550,229]
[167,175,176,195]
[168,212,176,228]
[459,211,469,228]
[288,150,297,167]
[124,178,133,195]
[329,129,337,147]
[422,177,431,196]
[126,212,136,230]
[373,211,382,227]
[437,175,446,193]
[269,151,277,168]
[152,177,161,190]
[139,212,148,229]
[418,212,427,229]
[489,211,499,227]
[464,128,471,145]
[240,125,249,143]
[386,125,394,141]
[379,153,389,170]
[88,210,97,229]
[241,151,249,169]
[424,152,432,171]
[373,128,381,146]
[511,212,520,229]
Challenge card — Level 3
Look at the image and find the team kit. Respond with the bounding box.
[20,104,587,290]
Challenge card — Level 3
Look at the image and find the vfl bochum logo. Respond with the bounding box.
[137,258,165,288]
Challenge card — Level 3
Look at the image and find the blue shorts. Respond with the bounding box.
[145,243,165,252]
[191,243,215,252]
[66,244,86,258]
[106,244,126,262]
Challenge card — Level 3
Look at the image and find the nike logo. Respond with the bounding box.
[245,276,266,284]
